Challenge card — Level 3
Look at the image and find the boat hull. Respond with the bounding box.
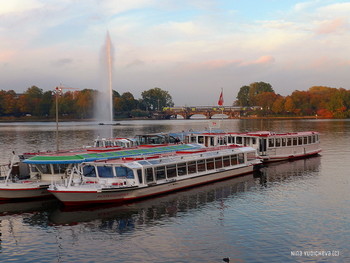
[261,146,321,162]
[50,165,255,206]
[0,183,51,200]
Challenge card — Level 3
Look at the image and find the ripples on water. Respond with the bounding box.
[0,119,349,262]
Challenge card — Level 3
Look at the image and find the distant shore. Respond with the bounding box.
[0,115,326,122]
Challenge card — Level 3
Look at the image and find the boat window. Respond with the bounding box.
[298,137,303,145]
[227,136,232,144]
[97,166,114,178]
[177,162,187,176]
[247,152,256,161]
[268,138,274,147]
[282,138,286,147]
[146,168,154,183]
[188,161,197,174]
[206,158,214,170]
[231,155,238,165]
[244,137,250,146]
[293,137,298,146]
[36,164,51,174]
[218,137,226,145]
[308,136,312,144]
[223,156,230,167]
[231,136,235,144]
[215,157,223,169]
[190,136,196,143]
[52,163,69,174]
[198,136,204,144]
[236,137,242,144]
[275,138,281,147]
[303,137,308,144]
[115,167,134,179]
[155,166,166,180]
[313,135,316,143]
[137,169,143,184]
[210,137,215,146]
[316,135,319,142]
[83,165,97,177]
[197,159,206,172]
[238,153,244,164]
[287,138,292,146]
[166,164,177,178]
[252,138,256,144]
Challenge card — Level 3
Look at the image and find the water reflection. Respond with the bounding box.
[0,198,58,216]
[49,174,256,229]
[256,156,321,187]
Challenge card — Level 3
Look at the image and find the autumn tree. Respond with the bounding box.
[75,89,95,118]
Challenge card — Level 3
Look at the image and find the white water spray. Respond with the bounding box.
[94,31,114,125]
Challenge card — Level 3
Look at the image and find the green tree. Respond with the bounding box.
[236,85,250,106]
[236,82,274,106]
[141,87,174,111]
[119,92,138,112]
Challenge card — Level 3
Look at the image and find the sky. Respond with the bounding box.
[1,0,350,106]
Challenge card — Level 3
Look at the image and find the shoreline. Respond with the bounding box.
[0,116,327,122]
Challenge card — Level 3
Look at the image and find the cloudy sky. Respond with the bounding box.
[1,0,350,105]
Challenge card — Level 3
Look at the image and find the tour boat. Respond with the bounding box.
[48,145,261,206]
[0,153,52,200]
[0,144,202,200]
[186,131,321,162]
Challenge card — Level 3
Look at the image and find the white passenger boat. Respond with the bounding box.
[1,144,202,200]
[186,131,321,162]
[48,145,261,206]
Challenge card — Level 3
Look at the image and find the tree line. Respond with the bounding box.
[235,82,350,118]
[1,82,350,119]
[0,86,174,119]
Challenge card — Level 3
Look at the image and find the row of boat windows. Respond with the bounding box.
[144,153,252,184]
[188,136,252,146]
[82,153,252,184]
[267,135,319,148]
[83,166,135,179]
[190,135,318,147]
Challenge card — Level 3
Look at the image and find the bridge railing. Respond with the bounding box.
[163,106,246,112]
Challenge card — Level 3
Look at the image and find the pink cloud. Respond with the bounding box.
[241,55,275,66]
[315,18,347,34]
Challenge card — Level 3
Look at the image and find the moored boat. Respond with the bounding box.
[186,131,321,162]
[48,145,261,206]
[2,144,203,200]
[0,153,52,200]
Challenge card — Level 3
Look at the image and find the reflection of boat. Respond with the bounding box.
[186,131,321,162]
[255,156,321,186]
[0,198,58,216]
[49,173,256,225]
[49,145,260,205]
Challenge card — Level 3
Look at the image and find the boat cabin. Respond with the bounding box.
[77,146,258,188]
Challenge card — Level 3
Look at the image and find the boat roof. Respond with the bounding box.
[87,145,256,167]
[189,131,319,137]
[23,144,204,164]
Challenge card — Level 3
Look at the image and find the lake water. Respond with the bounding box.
[0,119,349,262]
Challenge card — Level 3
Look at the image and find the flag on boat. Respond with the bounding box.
[218,89,224,106]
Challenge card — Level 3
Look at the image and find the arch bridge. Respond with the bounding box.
[161,106,247,119]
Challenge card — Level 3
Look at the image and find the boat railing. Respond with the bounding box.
[0,152,17,185]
